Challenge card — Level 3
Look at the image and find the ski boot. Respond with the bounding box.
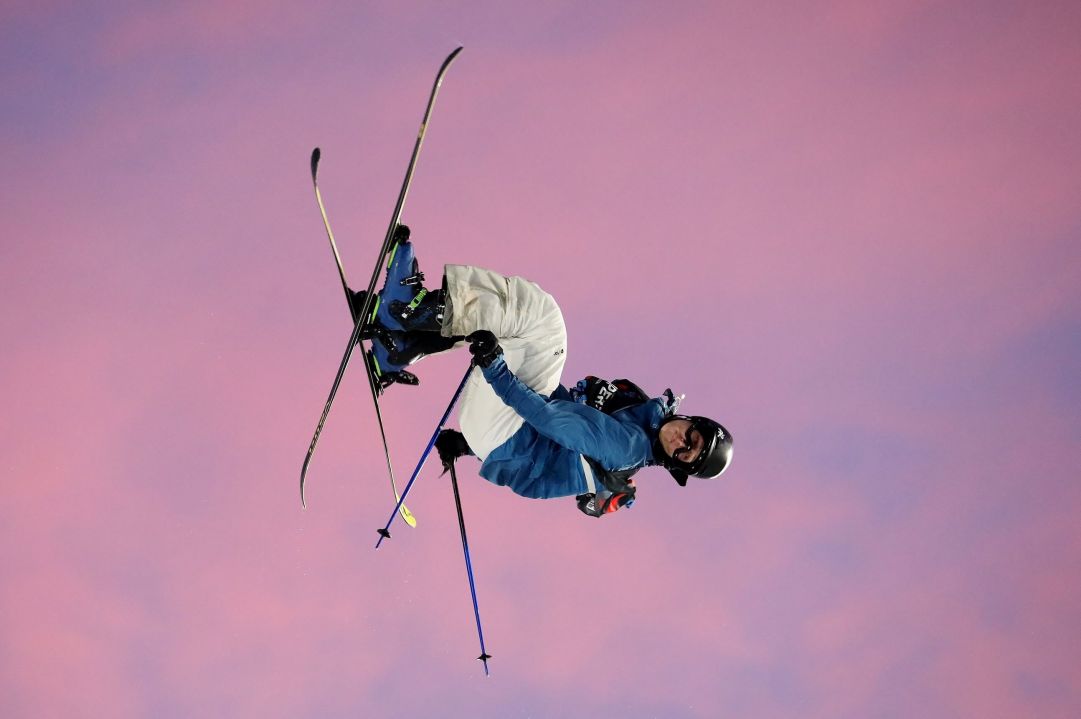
[373,223,449,333]
[387,282,447,332]
[367,327,420,392]
[360,224,460,390]
[373,224,424,332]
[371,224,423,389]
[368,326,465,390]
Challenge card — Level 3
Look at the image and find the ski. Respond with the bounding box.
[304,149,416,527]
[300,46,464,508]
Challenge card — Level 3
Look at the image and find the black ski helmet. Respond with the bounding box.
[655,415,733,485]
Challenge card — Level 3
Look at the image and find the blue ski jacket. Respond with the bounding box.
[476,356,671,499]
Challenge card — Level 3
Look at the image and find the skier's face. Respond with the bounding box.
[658,418,704,464]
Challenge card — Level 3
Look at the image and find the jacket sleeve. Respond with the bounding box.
[481,357,650,468]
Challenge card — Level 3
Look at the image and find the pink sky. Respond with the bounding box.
[2,1,1080,717]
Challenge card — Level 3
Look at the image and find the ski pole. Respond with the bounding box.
[375,361,474,548]
[448,458,492,675]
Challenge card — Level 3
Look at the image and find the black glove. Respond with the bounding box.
[576,493,602,517]
[467,330,503,368]
[575,491,634,518]
[435,429,473,473]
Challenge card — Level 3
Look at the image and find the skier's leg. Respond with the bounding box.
[443,265,568,459]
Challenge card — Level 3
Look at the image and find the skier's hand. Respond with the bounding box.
[576,493,602,517]
[435,429,473,473]
[576,491,634,518]
[467,330,503,368]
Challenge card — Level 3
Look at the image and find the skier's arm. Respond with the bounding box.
[480,357,649,466]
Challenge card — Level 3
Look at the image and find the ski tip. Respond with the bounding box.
[310,147,321,178]
[443,46,463,67]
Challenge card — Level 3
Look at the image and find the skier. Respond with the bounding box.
[364,226,733,518]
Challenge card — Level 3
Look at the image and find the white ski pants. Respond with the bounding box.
[442,265,568,460]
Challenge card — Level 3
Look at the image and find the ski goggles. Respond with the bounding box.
[672,424,705,465]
